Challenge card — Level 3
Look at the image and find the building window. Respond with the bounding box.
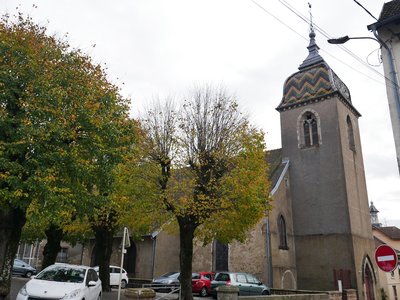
[278,215,288,250]
[347,116,355,151]
[298,110,320,148]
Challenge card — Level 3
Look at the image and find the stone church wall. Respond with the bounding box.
[269,169,297,289]
[229,218,267,280]
[152,230,180,278]
[192,240,212,272]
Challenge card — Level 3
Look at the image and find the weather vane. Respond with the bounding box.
[308,2,314,32]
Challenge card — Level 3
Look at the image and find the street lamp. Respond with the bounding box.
[328,34,400,173]
[327,35,379,44]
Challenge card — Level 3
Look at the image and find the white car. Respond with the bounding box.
[94,265,129,289]
[16,263,102,300]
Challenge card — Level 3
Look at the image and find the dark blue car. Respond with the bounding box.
[12,259,37,278]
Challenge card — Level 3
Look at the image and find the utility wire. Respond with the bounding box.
[249,0,308,43]
[352,0,378,21]
[279,0,380,73]
[279,0,399,89]
[272,0,396,89]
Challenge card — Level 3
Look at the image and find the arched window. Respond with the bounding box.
[347,115,355,151]
[298,110,320,148]
[303,112,319,146]
[278,215,288,250]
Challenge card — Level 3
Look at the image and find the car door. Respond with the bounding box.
[13,260,24,276]
[245,274,263,295]
[235,273,250,295]
[86,268,101,300]
[202,273,213,292]
[109,267,119,286]
[191,273,201,293]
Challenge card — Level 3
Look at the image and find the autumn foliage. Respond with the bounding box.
[140,85,271,300]
[0,14,133,298]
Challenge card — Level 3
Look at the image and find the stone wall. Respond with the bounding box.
[241,295,329,300]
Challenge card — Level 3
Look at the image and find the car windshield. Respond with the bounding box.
[36,265,86,283]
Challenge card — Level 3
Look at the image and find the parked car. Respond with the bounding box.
[192,272,215,297]
[152,271,180,292]
[16,263,102,300]
[12,259,37,278]
[210,272,270,297]
[94,265,129,288]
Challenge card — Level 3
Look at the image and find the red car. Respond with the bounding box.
[192,272,215,297]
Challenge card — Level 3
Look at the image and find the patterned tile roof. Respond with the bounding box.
[282,64,333,104]
[277,63,352,109]
[277,27,352,110]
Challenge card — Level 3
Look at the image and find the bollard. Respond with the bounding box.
[124,288,156,300]
[216,285,239,300]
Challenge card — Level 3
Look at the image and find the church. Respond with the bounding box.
[88,25,377,299]
[190,25,376,299]
[18,22,379,300]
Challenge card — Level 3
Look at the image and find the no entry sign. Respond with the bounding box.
[375,244,398,272]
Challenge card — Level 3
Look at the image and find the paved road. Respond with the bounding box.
[11,277,208,300]
[10,277,27,299]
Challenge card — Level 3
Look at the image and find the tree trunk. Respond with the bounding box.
[0,207,27,300]
[93,225,114,292]
[41,224,63,270]
[178,218,196,300]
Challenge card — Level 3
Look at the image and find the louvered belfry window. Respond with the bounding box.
[303,112,319,147]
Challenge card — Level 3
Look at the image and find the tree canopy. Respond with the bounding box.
[0,13,135,298]
[139,85,271,300]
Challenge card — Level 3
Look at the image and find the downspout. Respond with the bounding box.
[80,242,85,265]
[372,28,400,171]
[151,234,157,278]
[265,211,273,288]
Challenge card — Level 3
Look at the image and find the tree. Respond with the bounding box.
[0,14,132,299]
[141,85,271,300]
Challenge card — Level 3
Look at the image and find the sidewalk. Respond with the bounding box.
[103,290,179,300]
[102,289,206,300]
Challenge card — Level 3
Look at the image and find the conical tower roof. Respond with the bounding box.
[276,27,359,116]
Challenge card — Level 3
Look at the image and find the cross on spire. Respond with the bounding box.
[308,2,313,33]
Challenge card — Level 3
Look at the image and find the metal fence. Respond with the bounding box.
[141,283,181,300]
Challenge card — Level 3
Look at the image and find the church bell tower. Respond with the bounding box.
[276,25,377,299]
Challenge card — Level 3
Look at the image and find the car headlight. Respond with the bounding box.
[61,288,83,300]
[18,285,28,296]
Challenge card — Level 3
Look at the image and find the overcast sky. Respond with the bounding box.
[2,0,399,227]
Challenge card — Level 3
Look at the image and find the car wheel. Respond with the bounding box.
[25,271,33,278]
[199,287,208,297]
[121,280,127,289]
[262,290,270,295]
